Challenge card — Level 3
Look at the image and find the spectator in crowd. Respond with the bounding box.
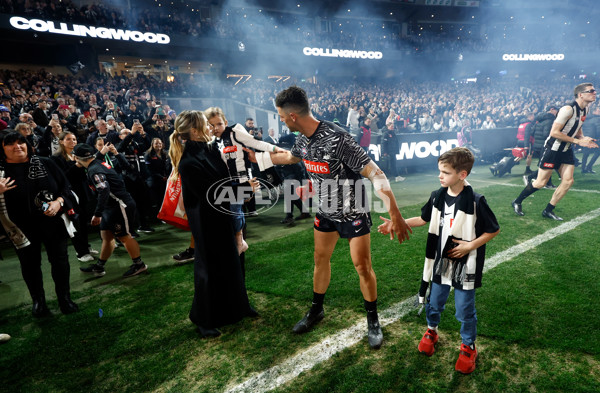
[144,137,171,218]
[359,117,373,155]
[15,122,41,152]
[51,131,98,263]
[263,128,278,144]
[38,118,63,157]
[0,131,80,317]
[74,114,91,143]
[481,115,496,129]
[346,103,360,133]
[117,124,154,233]
[32,99,50,128]
[144,114,173,151]
[85,119,119,146]
[381,121,400,179]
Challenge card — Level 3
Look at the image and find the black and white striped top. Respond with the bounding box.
[544,100,587,153]
[291,121,371,222]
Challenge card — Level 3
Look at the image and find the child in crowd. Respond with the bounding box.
[379,147,499,374]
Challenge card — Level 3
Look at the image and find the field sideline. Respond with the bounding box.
[1,158,600,393]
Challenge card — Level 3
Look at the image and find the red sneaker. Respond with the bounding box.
[455,343,478,374]
[418,328,438,356]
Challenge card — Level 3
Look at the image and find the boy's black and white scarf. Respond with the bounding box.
[418,182,477,303]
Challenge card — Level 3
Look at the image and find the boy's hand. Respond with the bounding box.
[446,239,471,259]
[378,215,412,243]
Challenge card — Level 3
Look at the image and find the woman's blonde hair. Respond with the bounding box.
[168,110,210,182]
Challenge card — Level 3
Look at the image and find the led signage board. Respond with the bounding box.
[502,53,564,61]
[9,16,170,44]
[303,47,383,60]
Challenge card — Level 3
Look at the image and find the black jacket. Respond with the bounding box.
[85,159,134,217]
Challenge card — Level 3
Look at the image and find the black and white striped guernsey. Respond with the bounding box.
[544,100,587,153]
[290,121,371,222]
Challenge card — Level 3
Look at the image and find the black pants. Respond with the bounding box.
[124,176,153,227]
[15,221,71,300]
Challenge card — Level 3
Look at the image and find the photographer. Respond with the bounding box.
[143,102,173,150]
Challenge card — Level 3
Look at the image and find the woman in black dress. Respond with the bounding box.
[168,110,256,337]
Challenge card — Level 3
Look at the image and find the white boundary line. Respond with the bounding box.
[225,207,600,393]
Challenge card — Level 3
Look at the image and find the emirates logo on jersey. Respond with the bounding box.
[223,146,237,153]
[303,159,330,174]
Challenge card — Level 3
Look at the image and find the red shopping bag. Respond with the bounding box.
[157,173,190,231]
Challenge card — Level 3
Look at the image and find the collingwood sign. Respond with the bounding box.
[502,53,564,61]
[303,47,383,60]
[9,16,170,44]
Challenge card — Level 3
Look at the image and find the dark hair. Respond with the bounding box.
[438,147,474,175]
[0,131,34,161]
[275,85,310,116]
[574,83,594,98]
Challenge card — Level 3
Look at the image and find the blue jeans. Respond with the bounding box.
[426,282,477,346]
[230,203,245,232]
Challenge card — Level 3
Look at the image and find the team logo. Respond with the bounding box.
[101,162,112,169]
[301,147,307,155]
[303,159,330,174]
[352,219,362,227]
[542,162,554,169]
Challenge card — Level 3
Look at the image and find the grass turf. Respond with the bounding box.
[1,161,600,393]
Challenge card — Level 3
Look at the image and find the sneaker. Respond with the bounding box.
[292,309,325,334]
[130,231,140,239]
[511,200,524,216]
[77,254,94,263]
[173,248,194,263]
[542,210,563,221]
[0,333,10,343]
[123,262,148,277]
[280,216,295,225]
[137,226,155,233]
[455,343,478,374]
[80,263,106,277]
[418,328,438,356]
[88,247,99,255]
[367,317,383,349]
[395,175,406,182]
[295,212,312,220]
[544,183,557,189]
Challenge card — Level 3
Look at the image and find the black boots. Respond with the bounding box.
[32,296,51,318]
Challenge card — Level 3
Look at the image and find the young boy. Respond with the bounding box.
[380,147,499,373]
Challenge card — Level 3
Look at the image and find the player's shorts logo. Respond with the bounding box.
[303,159,330,174]
[352,219,362,226]
[314,217,320,227]
[542,162,554,169]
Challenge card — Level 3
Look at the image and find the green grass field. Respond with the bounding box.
[1,159,600,393]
